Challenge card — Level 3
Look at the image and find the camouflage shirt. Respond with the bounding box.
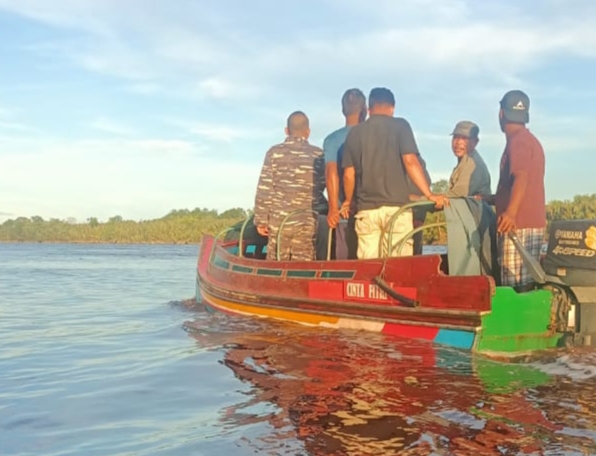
[254,136,327,229]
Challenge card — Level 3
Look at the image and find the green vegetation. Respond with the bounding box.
[423,180,449,244]
[0,208,250,244]
[546,194,596,221]
[1,182,595,244]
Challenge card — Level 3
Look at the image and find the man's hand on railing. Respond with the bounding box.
[429,194,448,209]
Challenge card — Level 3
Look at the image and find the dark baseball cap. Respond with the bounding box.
[451,120,479,139]
[500,90,530,123]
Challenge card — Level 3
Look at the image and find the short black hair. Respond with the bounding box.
[286,111,309,135]
[341,88,366,116]
[368,87,395,109]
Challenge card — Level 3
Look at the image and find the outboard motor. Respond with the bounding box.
[543,220,596,346]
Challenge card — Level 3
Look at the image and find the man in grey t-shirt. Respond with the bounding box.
[443,120,497,279]
[446,121,491,198]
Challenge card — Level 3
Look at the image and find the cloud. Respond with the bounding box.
[162,117,274,144]
[6,1,252,87]
[126,82,161,95]
[7,0,596,100]
[0,104,33,133]
[0,120,34,133]
[76,46,155,81]
[196,77,259,101]
[22,38,157,81]
[90,117,136,136]
[189,123,250,143]
[0,134,199,159]
[1,0,595,220]
[0,0,112,35]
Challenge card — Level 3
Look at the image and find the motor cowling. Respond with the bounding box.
[542,219,596,287]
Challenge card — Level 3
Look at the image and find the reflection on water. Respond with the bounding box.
[2,243,595,455]
[186,315,596,455]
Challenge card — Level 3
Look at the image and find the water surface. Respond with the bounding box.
[1,243,595,455]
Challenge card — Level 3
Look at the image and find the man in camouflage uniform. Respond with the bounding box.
[253,111,328,261]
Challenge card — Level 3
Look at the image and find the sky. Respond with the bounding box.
[0,0,595,223]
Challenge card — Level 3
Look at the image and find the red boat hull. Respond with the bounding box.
[197,235,500,351]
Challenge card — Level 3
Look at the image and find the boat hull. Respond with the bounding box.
[197,234,565,357]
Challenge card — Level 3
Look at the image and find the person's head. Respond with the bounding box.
[285,111,310,139]
[368,87,395,116]
[451,120,479,159]
[499,90,530,132]
[341,88,367,123]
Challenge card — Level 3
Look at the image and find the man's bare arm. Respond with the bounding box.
[402,154,432,197]
[497,170,528,232]
[340,166,356,217]
[325,162,340,206]
[506,170,528,217]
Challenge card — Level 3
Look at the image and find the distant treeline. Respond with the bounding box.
[0,208,250,244]
[1,181,595,244]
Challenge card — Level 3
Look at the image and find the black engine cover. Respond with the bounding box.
[543,219,596,286]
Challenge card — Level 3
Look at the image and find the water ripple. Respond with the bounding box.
[2,243,596,455]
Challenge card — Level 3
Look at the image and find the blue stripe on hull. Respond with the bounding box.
[435,329,475,349]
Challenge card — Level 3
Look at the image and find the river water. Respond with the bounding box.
[1,243,595,455]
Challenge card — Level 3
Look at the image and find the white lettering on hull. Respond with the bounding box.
[346,282,365,298]
[344,281,391,302]
[368,284,388,300]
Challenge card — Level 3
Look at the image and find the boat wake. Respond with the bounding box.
[167,297,205,312]
[529,348,596,381]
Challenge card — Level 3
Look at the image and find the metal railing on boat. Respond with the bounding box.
[209,226,235,264]
[277,209,321,261]
[232,200,446,262]
[235,210,331,261]
[384,200,441,258]
[238,214,255,257]
[393,221,447,256]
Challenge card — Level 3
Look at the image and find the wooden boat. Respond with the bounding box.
[196,201,596,358]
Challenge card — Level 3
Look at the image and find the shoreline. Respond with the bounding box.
[0,240,198,246]
[0,239,448,246]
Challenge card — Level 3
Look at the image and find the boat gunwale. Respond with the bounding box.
[211,237,447,274]
[198,269,488,324]
[200,237,491,318]
[198,280,484,333]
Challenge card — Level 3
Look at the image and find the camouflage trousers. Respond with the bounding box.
[266,217,317,261]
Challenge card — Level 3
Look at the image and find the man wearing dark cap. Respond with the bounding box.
[253,111,328,261]
[445,120,491,198]
[442,120,497,278]
[482,90,546,289]
[341,87,442,259]
[322,88,367,260]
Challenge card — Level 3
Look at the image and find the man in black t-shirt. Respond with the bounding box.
[341,87,442,259]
